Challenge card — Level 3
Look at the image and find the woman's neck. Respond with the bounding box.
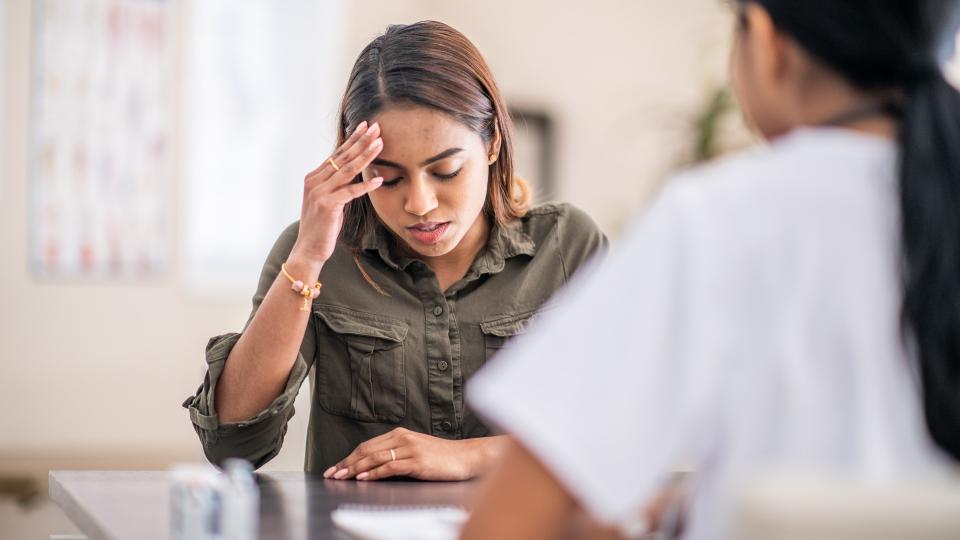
[392,213,491,291]
[428,213,491,291]
[796,77,900,139]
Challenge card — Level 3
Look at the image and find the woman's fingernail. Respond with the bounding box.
[323,466,336,478]
[333,468,350,480]
[356,472,369,481]
[370,122,379,130]
[370,177,383,185]
[355,121,367,133]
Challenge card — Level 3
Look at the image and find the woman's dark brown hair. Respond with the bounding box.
[336,21,529,251]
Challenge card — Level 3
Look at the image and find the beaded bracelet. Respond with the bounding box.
[280,263,322,312]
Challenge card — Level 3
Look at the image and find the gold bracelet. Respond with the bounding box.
[280,263,322,312]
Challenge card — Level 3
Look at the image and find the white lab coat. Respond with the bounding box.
[468,128,954,540]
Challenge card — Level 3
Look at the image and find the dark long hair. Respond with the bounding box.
[336,21,529,248]
[736,0,960,460]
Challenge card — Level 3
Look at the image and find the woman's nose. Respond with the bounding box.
[403,177,439,217]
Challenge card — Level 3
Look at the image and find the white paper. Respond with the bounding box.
[331,505,468,540]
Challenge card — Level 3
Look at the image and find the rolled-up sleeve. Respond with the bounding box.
[182,222,314,469]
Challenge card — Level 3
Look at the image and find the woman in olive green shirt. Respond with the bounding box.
[183,20,607,481]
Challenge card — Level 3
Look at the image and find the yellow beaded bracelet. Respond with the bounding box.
[280,263,322,312]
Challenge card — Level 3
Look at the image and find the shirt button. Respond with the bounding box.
[433,306,443,316]
[440,420,453,432]
[438,360,449,371]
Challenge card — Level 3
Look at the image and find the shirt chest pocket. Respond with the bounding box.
[480,310,538,363]
[314,307,409,423]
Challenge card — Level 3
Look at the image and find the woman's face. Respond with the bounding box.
[362,104,494,259]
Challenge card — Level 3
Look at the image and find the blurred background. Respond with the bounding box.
[1,0,954,537]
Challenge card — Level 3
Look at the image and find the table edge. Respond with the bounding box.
[49,470,114,540]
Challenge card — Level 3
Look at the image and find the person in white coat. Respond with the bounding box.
[461,1,960,539]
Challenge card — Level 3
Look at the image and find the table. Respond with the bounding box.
[49,470,475,540]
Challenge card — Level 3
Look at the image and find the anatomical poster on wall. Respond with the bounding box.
[30,0,172,278]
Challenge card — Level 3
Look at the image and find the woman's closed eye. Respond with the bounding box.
[434,167,462,180]
[381,176,403,187]
[379,168,462,187]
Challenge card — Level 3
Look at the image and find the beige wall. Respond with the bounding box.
[0,0,737,474]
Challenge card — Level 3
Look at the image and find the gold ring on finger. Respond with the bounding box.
[328,157,341,172]
[390,448,397,462]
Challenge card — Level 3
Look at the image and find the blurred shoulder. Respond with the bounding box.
[521,202,608,278]
[522,202,604,240]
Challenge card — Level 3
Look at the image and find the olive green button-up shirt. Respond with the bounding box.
[183,203,607,472]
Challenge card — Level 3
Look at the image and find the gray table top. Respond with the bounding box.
[49,470,476,540]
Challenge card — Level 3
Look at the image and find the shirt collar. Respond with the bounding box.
[360,217,537,278]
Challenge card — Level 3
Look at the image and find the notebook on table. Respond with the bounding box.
[331,504,469,540]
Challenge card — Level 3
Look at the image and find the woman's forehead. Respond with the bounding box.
[372,105,485,162]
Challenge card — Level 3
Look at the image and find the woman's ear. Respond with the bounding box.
[488,121,502,165]
[744,3,788,88]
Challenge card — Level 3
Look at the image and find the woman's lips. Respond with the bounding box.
[406,222,450,245]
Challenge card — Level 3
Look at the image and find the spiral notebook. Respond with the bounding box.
[331,504,469,540]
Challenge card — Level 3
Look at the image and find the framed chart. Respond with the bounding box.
[509,107,556,203]
[30,0,173,278]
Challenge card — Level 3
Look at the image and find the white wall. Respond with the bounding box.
[0,0,738,473]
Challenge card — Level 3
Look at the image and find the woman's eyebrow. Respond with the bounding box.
[421,147,463,166]
[371,157,403,169]
[371,148,464,169]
